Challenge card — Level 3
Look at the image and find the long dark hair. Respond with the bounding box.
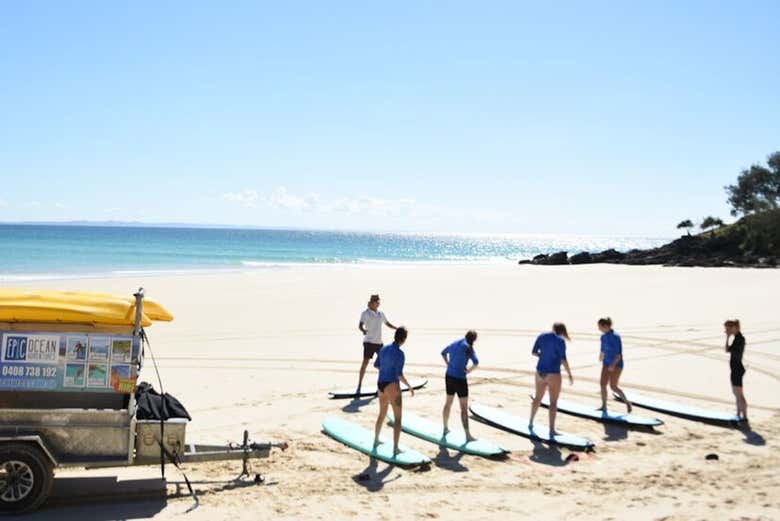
[465,330,478,357]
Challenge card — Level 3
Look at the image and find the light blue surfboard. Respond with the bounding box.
[538,396,664,427]
[469,403,595,450]
[387,411,508,457]
[617,392,743,424]
[328,378,428,399]
[322,416,431,466]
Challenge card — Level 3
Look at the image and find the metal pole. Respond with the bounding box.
[133,288,145,338]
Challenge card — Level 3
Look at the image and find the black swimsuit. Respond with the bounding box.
[728,332,746,387]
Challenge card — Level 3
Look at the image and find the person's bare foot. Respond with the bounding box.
[393,446,403,457]
[465,433,477,443]
[372,438,380,449]
[442,426,450,436]
[626,403,633,414]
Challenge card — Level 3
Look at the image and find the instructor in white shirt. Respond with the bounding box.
[357,294,397,395]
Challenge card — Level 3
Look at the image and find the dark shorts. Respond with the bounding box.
[363,342,382,359]
[445,375,469,398]
[731,366,746,387]
[378,380,396,393]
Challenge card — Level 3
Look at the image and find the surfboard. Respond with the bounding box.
[328,378,428,399]
[616,392,743,424]
[469,403,595,450]
[537,396,664,427]
[321,416,431,466]
[387,411,508,457]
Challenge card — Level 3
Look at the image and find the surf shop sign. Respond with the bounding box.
[0,330,140,393]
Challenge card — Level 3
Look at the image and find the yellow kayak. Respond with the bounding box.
[0,289,173,326]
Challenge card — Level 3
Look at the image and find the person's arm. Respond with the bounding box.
[373,355,381,369]
[725,333,731,353]
[359,321,367,335]
[399,352,413,396]
[399,374,413,396]
[608,353,621,371]
[440,346,449,366]
[466,350,479,375]
[599,351,604,362]
[532,336,541,357]
[384,315,397,330]
[562,359,574,385]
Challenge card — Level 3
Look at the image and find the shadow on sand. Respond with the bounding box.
[352,458,400,492]
[603,422,629,442]
[528,441,568,467]
[341,396,377,413]
[433,446,468,472]
[740,424,766,446]
[29,476,167,520]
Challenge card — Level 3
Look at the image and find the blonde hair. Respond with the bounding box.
[724,319,741,331]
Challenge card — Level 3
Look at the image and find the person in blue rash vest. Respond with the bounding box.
[598,317,632,413]
[441,330,480,441]
[529,323,574,435]
[373,327,414,455]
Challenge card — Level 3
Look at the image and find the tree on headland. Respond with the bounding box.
[725,151,780,216]
[677,219,694,236]
[700,216,724,236]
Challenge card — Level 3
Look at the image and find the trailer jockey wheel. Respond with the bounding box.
[0,444,54,515]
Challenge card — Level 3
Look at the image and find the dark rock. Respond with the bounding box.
[517,259,532,265]
[531,251,569,265]
[546,251,569,265]
[592,249,625,263]
[569,252,593,265]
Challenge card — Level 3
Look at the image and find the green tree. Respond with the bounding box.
[725,151,780,216]
[677,219,694,236]
[700,216,724,236]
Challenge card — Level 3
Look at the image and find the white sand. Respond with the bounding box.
[10,264,780,520]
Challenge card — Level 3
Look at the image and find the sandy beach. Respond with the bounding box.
[12,264,780,520]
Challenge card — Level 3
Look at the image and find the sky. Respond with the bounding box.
[0,1,778,235]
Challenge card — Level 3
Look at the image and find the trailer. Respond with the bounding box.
[0,288,287,514]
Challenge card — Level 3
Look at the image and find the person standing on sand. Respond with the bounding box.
[529,323,574,435]
[724,319,748,421]
[441,330,479,441]
[598,317,632,413]
[357,294,397,395]
[373,327,413,455]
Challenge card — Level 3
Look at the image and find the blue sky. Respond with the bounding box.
[0,1,777,235]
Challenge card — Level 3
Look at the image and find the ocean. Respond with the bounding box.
[0,224,669,281]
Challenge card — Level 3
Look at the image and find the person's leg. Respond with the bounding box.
[547,374,562,434]
[388,384,403,454]
[529,373,547,427]
[374,389,389,446]
[442,394,455,434]
[599,365,609,410]
[458,396,474,441]
[609,369,632,413]
[358,357,370,391]
[733,385,747,419]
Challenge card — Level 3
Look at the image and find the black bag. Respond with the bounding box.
[134,381,191,421]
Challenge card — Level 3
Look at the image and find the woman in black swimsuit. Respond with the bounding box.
[724,319,747,421]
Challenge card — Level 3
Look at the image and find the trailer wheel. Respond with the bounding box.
[0,443,54,515]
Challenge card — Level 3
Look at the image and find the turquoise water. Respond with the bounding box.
[0,224,669,280]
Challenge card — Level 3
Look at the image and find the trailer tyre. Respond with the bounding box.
[0,443,54,515]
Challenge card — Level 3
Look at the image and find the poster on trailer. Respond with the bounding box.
[0,331,140,393]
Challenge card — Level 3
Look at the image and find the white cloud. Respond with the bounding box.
[267,187,321,212]
[0,198,6,208]
[222,189,259,208]
[54,202,67,209]
[20,201,42,209]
